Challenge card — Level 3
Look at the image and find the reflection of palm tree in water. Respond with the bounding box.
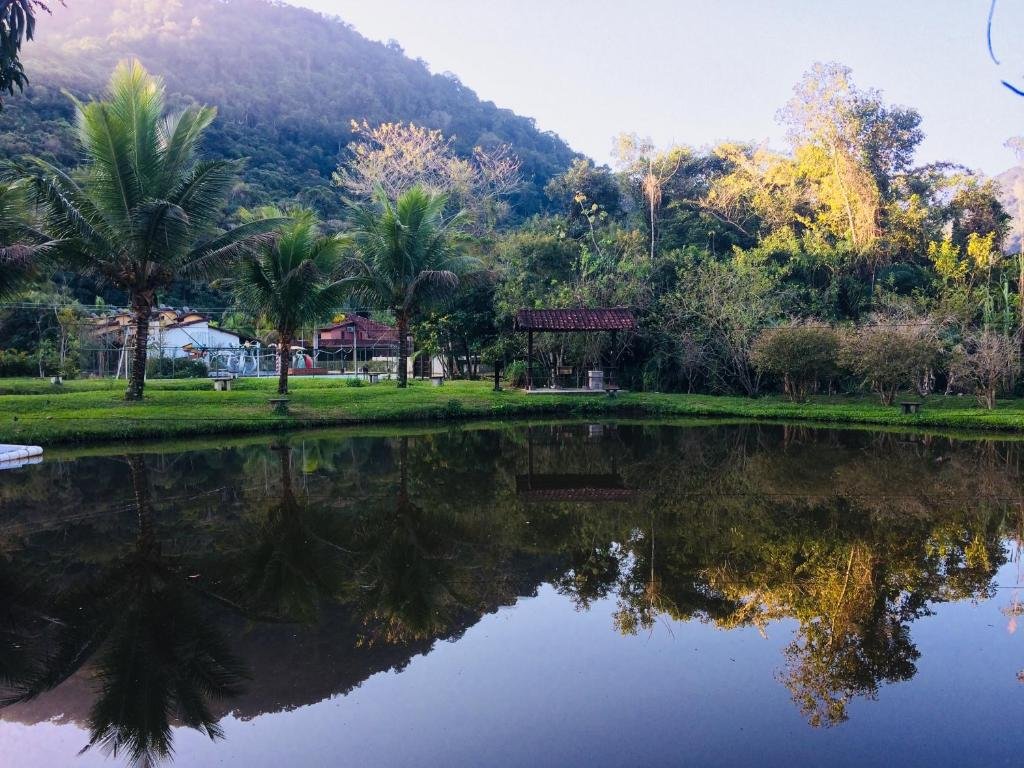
[236,445,351,623]
[349,437,475,645]
[0,567,56,708]
[1,454,248,768]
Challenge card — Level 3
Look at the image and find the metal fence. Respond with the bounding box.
[76,343,402,379]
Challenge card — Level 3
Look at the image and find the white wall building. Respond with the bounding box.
[149,315,246,359]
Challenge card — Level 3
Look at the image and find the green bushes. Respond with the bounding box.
[750,324,840,402]
[750,316,975,406]
[145,357,210,379]
[948,330,1020,409]
[0,349,35,377]
[504,360,527,388]
[838,318,942,405]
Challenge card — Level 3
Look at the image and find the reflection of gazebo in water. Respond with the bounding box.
[516,425,636,503]
[514,307,637,391]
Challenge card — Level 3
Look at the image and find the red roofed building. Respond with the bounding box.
[317,315,399,350]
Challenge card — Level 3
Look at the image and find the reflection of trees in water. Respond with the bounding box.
[233,446,352,624]
[345,437,493,645]
[539,425,1014,726]
[0,455,249,768]
[1,423,1022,751]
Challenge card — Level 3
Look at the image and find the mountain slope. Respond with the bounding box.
[0,0,578,219]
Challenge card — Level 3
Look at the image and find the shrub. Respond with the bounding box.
[0,349,35,377]
[750,323,839,401]
[839,317,942,405]
[504,360,527,388]
[145,357,209,379]
[948,330,1020,409]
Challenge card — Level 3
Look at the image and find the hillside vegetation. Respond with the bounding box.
[0,0,577,220]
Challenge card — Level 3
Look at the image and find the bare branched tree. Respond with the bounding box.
[333,120,520,233]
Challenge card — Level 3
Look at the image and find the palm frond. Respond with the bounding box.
[181,217,287,280]
[159,104,217,188]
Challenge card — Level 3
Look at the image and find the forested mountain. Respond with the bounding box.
[0,0,578,219]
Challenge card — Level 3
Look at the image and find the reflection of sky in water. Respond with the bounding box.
[5,561,1022,768]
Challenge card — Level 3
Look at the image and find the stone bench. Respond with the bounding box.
[210,375,235,391]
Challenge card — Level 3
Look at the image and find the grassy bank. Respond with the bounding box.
[3,377,1024,445]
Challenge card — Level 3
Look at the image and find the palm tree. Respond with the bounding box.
[22,60,281,400]
[344,185,471,387]
[0,179,56,299]
[233,209,350,394]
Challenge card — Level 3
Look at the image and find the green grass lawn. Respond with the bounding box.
[2,376,1024,445]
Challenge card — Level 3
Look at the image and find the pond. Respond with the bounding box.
[0,421,1022,767]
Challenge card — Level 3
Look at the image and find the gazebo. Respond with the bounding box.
[515,424,636,503]
[514,307,637,391]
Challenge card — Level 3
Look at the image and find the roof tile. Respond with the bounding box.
[514,307,636,332]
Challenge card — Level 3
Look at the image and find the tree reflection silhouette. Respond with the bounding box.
[346,437,478,645]
[0,423,1020,745]
[1,454,248,767]
[234,445,350,624]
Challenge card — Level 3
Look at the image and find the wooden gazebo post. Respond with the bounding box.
[527,329,534,390]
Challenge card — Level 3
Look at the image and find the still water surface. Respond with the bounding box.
[0,421,1022,767]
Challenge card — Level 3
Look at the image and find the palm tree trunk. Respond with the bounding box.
[397,312,409,388]
[127,453,156,554]
[399,436,409,503]
[277,445,295,506]
[277,331,291,395]
[125,293,153,401]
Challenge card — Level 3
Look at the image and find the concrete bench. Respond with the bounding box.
[210,376,235,391]
[899,401,922,414]
[431,375,445,387]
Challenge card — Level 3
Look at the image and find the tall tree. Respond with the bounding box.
[22,60,280,399]
[0,1,56,109]
[344,185,472,388]
[614,133,683,259]
[233,209,350,394]
[334,120,521,233]
[779,62,923,291]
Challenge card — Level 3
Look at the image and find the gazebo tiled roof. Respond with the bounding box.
[514,307,636,332]
[516,473,635,503]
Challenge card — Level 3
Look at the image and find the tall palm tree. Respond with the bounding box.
[344,185,471,387]
[22,59,281,399]
[233,209,350,394]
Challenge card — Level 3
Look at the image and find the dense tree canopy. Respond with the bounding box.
[1,2,1023,403]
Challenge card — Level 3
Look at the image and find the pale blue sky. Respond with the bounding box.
[296,1,1024,175]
